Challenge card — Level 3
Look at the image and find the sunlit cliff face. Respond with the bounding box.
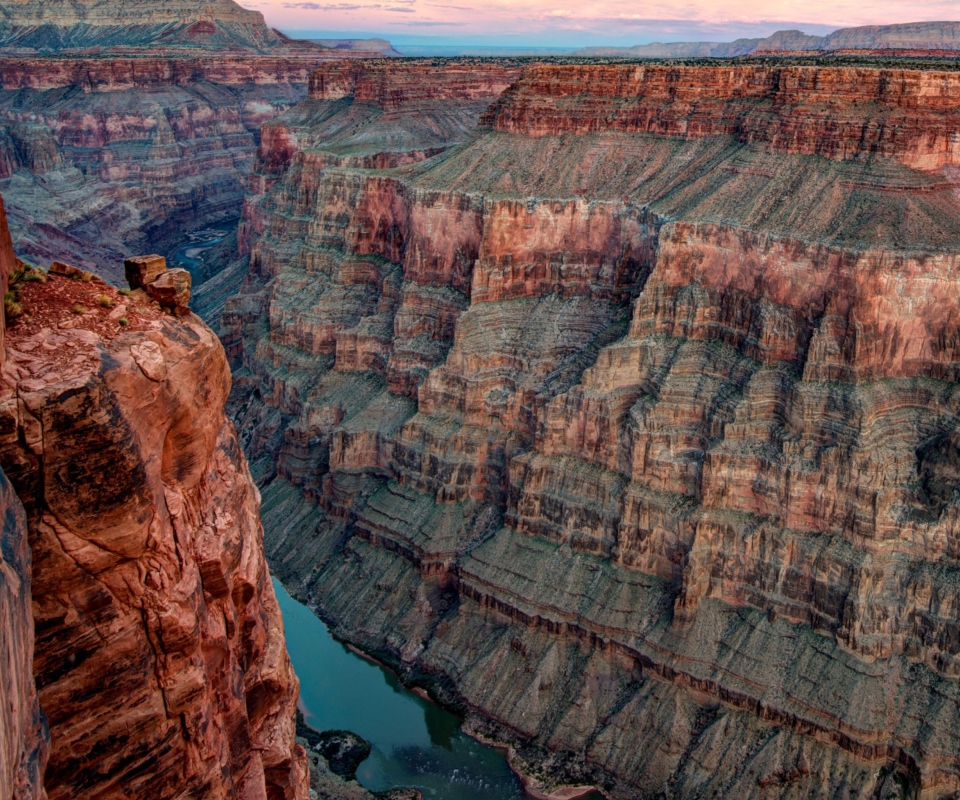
[239,0,954,45]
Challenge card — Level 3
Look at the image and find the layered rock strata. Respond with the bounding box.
[0,233,308,799]
[0,194,47,800]
[0,0,383,281]
[0,58,325,280]
[226,60,960,798]
[0,0,283,53]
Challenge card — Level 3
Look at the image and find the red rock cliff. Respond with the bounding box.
[482,63,960,170]
[0,193,47,800]
[0,234,308,799]
[225,60,960,799]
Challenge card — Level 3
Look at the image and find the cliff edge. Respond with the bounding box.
[0,202,308,799]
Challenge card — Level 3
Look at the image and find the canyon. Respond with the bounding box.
[224,58,960,799]
[0,0,382,283]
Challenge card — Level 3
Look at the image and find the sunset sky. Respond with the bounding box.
[236,0,957,47]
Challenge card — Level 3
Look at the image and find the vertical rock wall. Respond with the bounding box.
[0,202,308,799]
[0,466,47,800]
[0,192,47,800]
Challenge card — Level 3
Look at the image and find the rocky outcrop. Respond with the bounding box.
[0,224,308,799]
[577,20,960,57]
[225,59,960,799]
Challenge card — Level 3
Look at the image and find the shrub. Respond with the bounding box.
[118,317,129,327]
[4,291,22,321]
[118,288,132,297]
[72,303,86,315]
[97,294,114,309]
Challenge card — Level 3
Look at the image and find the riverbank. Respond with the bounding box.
[273,577,527,800]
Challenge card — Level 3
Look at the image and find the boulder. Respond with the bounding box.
[124,254,166,290]
[49,260,98,282]
[145,267,191,315]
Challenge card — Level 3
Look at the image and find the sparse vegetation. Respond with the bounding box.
[4,262,46,322]
[118,288,132,297]
[118,317,129,327]
[81,272,93,282]
[72,303,87,315]
[98,294,114,309]
[4,291,22,320]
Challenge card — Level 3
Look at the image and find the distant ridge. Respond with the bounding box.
[311,38,402,57]
[0,0,299,53]
[577,20,960,57]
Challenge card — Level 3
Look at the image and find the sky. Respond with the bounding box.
[236,0,958,48]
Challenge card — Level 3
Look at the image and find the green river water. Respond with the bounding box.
[274,577,541,799]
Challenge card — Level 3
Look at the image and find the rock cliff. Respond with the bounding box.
[0,0,282,53]
[0,207,308,799]
[0,194,47,800]
[226,59,960,798]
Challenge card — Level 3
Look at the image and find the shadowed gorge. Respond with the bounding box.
[223,58,960,799]
[0,0,387,282]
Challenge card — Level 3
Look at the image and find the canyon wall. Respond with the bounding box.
[226,60,960,799]
[0,56,337,282]
[0,0,382,283]
[0,194,47,800]
[0,210,307,799]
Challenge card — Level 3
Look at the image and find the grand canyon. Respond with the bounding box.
[2,1,960,799]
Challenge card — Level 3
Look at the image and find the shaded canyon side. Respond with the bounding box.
[225,60,960,799]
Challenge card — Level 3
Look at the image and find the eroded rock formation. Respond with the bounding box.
[0,194,47,800]
[0,0,283,53]
[225,59,960,798]
[0,210,307,799]
[0,0,385,282]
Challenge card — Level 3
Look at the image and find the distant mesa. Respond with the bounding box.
[576,20,960,57]
[311,38,403,57]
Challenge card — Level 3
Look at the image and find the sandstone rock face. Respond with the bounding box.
[0,193,46,800]
[0,261,308,800]
[226,60,960,799]
[0,465,47,800]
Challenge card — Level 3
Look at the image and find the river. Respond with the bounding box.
[273,577,531,799]
[170,227,232,278]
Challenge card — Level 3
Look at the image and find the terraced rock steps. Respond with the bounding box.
[225,59,960,799]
